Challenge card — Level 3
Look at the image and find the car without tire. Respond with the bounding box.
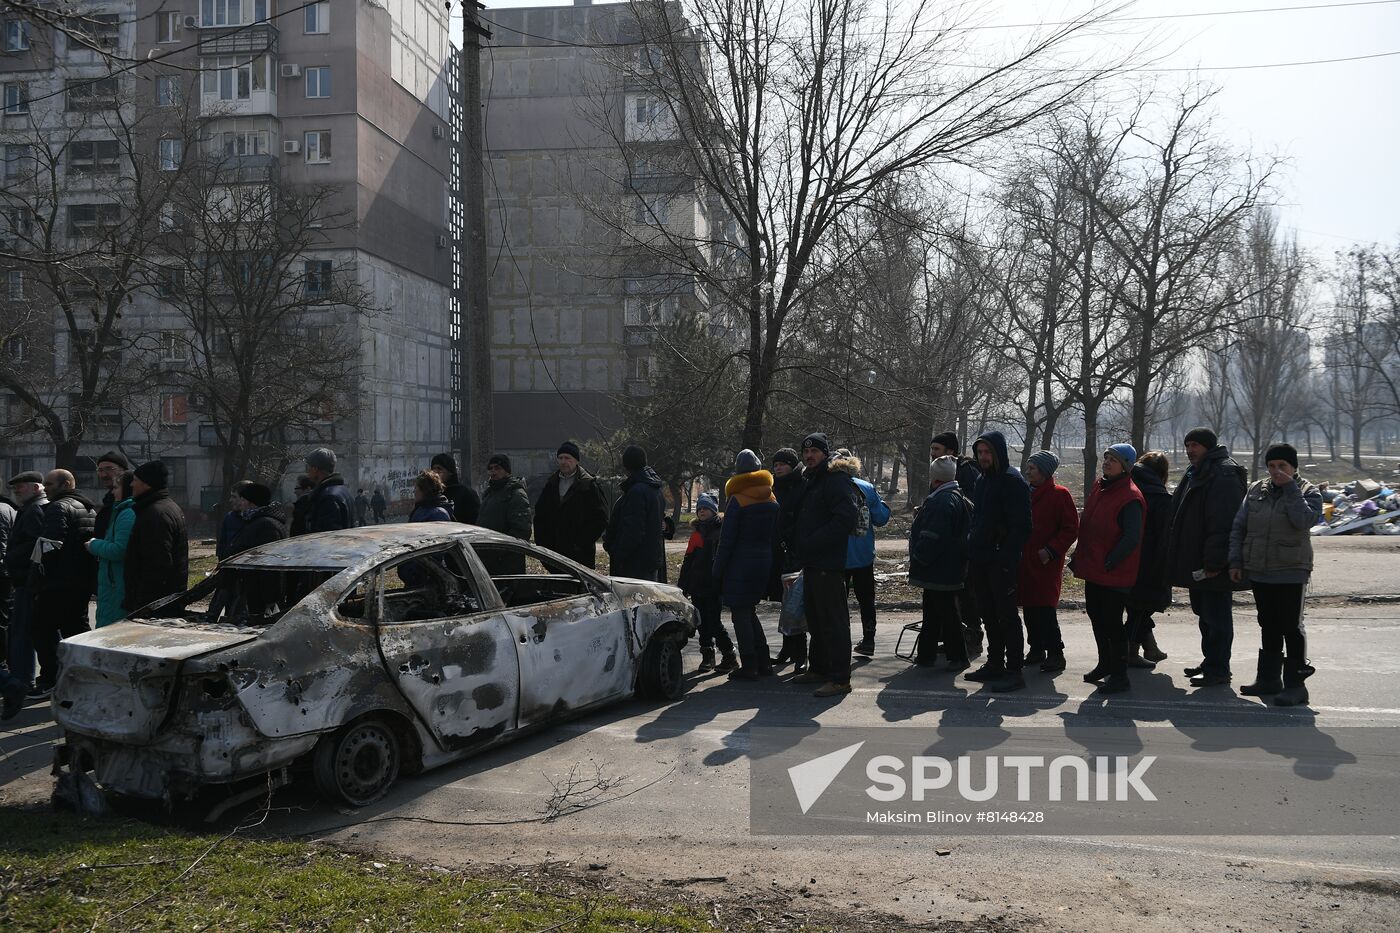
[51,525,697,810]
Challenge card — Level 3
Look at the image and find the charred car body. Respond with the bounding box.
[52,526,696,808]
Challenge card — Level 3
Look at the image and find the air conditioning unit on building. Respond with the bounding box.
[432,125,445,139]
[281,64,301,78]
[183,15,197,29]
[435,234,449,249]
[282,139,301,154]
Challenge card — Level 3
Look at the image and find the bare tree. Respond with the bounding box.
[1324,247,1385,469]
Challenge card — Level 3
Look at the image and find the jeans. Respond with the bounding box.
[968,563,1022,671]
[916,589,968,665]
[804,568,851,684]
[692,593,734,654]
[845,565,877,640]
[1021,605,1064,652]
[1188,587,1234,677]
[7,586,35,687]
[33,589,92,687]
[1251,582,1307,660]
[1084,583,1129,677]
[729,604,770,672]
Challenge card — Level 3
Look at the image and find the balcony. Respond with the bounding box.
[193,21,279,57]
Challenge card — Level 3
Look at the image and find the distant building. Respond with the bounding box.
[0,0,459,513]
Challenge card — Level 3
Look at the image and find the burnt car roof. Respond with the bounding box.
[225,524,525,569]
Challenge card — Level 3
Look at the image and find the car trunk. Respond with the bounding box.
[55,621,259,743]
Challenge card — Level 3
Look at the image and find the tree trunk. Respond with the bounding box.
[1352,416,1364,470]
[904,426,929,511]
[1081,399,1101,499]
[887,456,901,502]
[54,436,81,472]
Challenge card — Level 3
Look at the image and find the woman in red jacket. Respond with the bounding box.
[1071,444,1147,694]
[1018,451,1079,673]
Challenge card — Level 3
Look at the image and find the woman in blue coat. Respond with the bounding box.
[85,471,134,628]
[713,450,780,679]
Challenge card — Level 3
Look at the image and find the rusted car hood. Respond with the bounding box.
[63,619,260,661]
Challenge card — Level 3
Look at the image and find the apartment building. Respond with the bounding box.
[483,0,718,477]
[0,0,459,512]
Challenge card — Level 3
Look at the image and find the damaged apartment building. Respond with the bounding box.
[0,0,459,512]
[483,0,727,477]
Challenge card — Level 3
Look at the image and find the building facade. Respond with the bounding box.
[0,0,458,515]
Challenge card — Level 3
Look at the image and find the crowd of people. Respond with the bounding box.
[0,424,1323,719]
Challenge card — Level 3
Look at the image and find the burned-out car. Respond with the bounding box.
[52,525,696,809]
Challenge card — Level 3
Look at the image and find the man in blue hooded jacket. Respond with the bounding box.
[964,431,1033,692]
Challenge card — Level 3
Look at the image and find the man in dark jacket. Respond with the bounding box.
[31,470,97,693]
[964,430,1033,692]
[430,453,481,524]
[534,441,609,567]
[5,472,47,697]
[92,450,130,541]
[370,488,387,524]
[221,482,289,620]
[354,489,370,527]
[792,432,859,698]
[123,461,189,613]
[931,431,984,659]
[604,445,665,581]
[1127,452,1173,668]
[290,474,315,535]
[909,456,973,670]
[0,491,14,669]
[215,482,251,563]
[303,448,355,534]
[768,448,807,670]
[1164,427,1248,686]
[478,454,532,576]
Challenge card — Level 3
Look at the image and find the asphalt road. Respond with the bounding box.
[3,537,1399,931]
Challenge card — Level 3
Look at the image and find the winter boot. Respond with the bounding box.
[1024,647,1048,666]
[1126,643,1156,669]
[965,663,1004,683]
[1140,630,1168,663]
[1083,655,1109,684]
[1274,657,1314,707]
[715,652,739,673]
[1239,650,1284,696]
[1097,672,1131,694]
[987,670,1026,693]
[854,636,876,657]
[697,648,717,672]
[1041,650,1066,673]
[965,628,984,660]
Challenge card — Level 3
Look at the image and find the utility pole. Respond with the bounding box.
[455,1,493,475]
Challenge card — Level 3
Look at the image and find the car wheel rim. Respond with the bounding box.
[335,724,396,803]
[659,638,682,695]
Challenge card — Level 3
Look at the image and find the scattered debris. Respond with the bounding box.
[1315,480,1400,535]
[660,876,728,886]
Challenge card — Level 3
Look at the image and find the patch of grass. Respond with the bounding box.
[0,808,715,932]
[186,553,217,590]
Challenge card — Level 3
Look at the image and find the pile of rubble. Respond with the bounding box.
[1315,478,1400,536]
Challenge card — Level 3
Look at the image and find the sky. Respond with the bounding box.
[451,0,1400,257]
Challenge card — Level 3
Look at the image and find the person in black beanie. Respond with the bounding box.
[930,431,983,659]
[220,481,289,620]
[767,447,808,671]
[1164,426,1248,686]
[123,460,189,613]
[605,445,666,581]
[534,441,609,567]
[93,450,131,541]
[430,453,481,525]
[792,432,859,697]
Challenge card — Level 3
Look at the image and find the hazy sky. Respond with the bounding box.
[455,0,1400,256]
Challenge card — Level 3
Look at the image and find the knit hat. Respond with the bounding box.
[487,453,512,472]
[1105,443,1137,473]
[430,453,459,478]
[97,450,130,469]
[1028,450,1060,478]
[929,456,958,484]
[1184,427,1219,450]
[8,470,43,486]
[1264,443,1298,469]
[931,431,960,453]
[800,432,831,456]
[557,440,582,461]
[735,448,762,474]
[771,448,800,468]
[622,444,647,472]
[305,447,337,473]
[241,482,272,507]
[134,460,170,490]
[696,492,719,514]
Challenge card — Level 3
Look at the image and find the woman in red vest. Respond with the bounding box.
[1071,443,1146,694]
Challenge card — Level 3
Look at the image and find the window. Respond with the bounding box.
[303,130,331,163]
[6,207,32,237]
[155,75,179,107]
[160,393,188,425]
[633,194,670,225]
[66,77,119,111]
[5,335,26,361]
[159,203,189,232]
[200,56,269,100]
[66,13,120,51]
[218,129,268,157]
[304,259,332,297]
[304,66,330,98]
[3,144,32,180]
[624,294,678,326]
[472,545,588,608]
[158,12,182,43]
[4,20,28,52]
[201,0,239,27]
[381,549,483,622]
[305,1,329,34]
[159,138,183,171]
[253,0,274,23]
[4,83,29,114]
[154,266,185,297]
[5,270,21,300]
[629,356,654,381]
[634,96,659,123]
[68,139,120,175]
[68,203,121,237]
